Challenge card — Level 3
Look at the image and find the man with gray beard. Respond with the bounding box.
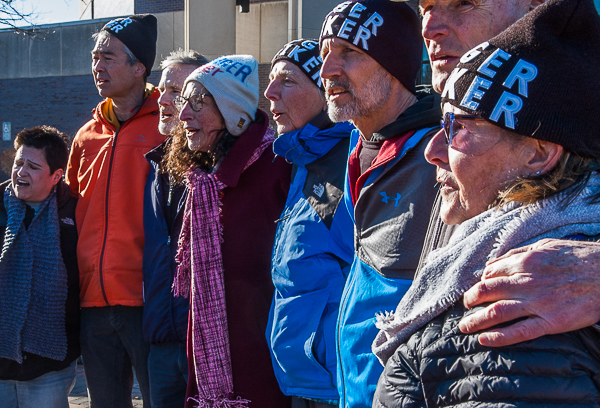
[318,1,441,407]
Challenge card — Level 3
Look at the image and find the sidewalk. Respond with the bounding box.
[68,362,144,407]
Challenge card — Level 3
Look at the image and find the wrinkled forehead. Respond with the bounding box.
[270,60,303,78]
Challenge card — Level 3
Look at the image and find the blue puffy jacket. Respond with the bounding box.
[142,141,189,344]
[267,117,355,401]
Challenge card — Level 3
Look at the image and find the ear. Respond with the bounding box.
[523,139,563,177]
[134,62,147,78]
[51,168,64,186]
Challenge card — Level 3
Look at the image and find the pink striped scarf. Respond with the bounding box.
[173,128,274,407]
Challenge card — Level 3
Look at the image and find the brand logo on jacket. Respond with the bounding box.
[313,183,325,197]
[61,217,75,226]
[380,191,401,207]
[134,134,147,142]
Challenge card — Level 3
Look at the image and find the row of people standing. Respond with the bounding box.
[3,0,600,406]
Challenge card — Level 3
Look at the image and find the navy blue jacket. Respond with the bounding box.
[267,116,355,400]
[142,141,189,344]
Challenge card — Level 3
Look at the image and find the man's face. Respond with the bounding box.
[320,38,392,123]
[158,64,199,135]
[91,34,144,99]
[264,61,327,135]
[420,0,533,93]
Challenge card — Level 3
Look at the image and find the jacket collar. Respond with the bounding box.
[371,86,441,142]
[273,113,354,166]
[93,86,160,132]
[213,109,270,188]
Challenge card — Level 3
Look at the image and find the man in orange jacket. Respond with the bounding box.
[65,14,163,408]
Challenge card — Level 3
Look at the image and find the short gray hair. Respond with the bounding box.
[92,30,140,67]
[160,49,209,70]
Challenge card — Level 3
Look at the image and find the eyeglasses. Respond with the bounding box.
[174,92,213,112]
[440,112,498,156]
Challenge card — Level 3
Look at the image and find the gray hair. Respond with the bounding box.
[160,49,209,70]
[92,30,140,67]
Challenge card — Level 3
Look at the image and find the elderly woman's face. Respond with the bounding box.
[179,81,226,152]
[425,104,534,225]
[11,145,62,204]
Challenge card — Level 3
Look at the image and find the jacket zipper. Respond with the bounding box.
[97,129,118,306]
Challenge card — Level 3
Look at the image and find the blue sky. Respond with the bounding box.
[1,0,80,28]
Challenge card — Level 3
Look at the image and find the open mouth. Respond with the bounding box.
[185,128,200,138]
[160,110,175,121]
[15,179,30,187]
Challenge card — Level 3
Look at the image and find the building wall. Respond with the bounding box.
[136,0,185,14]
[236,1,288,63]
[79,0,135,20]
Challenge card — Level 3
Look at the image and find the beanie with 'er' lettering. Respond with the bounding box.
[319,0,422,94]
[441,0,600,158]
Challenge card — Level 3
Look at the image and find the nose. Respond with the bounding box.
[179,101,193,122]
[320,51,342,83]
[421,6,450,43]
[264,79,280,101]
[92,58,104,74]
[424,128,450,167]
[158,89,169,107]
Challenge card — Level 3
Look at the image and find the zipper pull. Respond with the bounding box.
[167,183,173,207]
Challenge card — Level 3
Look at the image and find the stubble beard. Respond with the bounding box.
[326,69,392,123]
[159,120,177,136]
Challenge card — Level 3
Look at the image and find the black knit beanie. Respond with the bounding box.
[102,14,158,76]
[441,0,600,158]
[272,39,324,90]
[319,0,422,94]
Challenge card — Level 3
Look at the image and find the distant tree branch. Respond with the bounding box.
[0,0,41,37]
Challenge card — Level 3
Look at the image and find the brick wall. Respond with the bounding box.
[135,0,184,14]
[0,70,162,182]
[0,67,274,182]
[258,62,276,129]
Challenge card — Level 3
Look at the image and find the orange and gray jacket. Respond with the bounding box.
[66,88,164,307]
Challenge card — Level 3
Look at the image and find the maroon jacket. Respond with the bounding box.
[185,111,292,408]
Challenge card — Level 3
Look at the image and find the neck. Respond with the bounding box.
[355,87,417,141]
[111,84,147,122]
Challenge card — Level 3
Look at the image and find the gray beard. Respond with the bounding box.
[326,69,392,123]
[158,120,177,136]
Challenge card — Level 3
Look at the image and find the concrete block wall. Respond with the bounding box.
[135,0,184,14]
[236,1,288,63]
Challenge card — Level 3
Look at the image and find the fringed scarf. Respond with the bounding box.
[173,128,274,408]
[372,173,600,365]
[0,185,68,363]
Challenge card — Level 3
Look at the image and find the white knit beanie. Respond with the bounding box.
[183,55,259,136]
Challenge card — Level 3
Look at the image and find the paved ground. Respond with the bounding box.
[68,361,144,407]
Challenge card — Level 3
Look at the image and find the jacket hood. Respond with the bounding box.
[273,112,354,167]
[372,86,441,142]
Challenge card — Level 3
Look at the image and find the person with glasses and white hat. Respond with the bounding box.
[166,55,292,408]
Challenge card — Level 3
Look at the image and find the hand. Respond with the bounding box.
[459,239,600,347]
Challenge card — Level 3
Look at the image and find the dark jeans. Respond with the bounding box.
[148,342,188,408]
[80,306,151,408]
